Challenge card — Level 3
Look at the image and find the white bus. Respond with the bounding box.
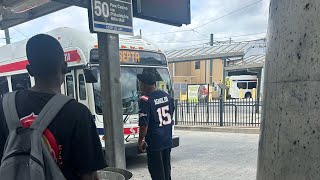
[0,27,179,156]
[228,75,258,99]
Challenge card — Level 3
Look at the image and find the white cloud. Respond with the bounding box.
[1,0,270,50]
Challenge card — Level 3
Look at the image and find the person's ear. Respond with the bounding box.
[61,61,68,74]
[26,64,34,77]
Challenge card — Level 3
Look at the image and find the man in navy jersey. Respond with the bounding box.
[137,72,174,180]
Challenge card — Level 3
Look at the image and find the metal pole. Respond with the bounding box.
[256,70,262,113]
[223,59,227,101]
[219,58,226,127]
[204,60,207,84]
[210,34,214,46]
[98,33,126,169]
[175,99,178,125]
[205,34,213,84]
[209,34,214,85]
[4,29,10,44]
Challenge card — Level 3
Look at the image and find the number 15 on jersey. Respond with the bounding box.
[157,105,172,127]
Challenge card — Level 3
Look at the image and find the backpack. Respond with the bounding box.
[0,91,72,180]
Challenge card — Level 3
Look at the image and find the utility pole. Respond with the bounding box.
[209,34,214,85]
[205,34,214,84]
[4,29,10,44]
[257,1,320,179]
[98,33,126,169]
[210,34,214,46]
[219,58,226,127]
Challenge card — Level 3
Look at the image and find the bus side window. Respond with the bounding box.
[248,82,257,89]
[0,77,9,97]
[78,74,87,100]
[237,82,247,89]
[66,75,75,98]
[11,74,31,91]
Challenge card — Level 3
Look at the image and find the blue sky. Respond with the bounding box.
[0,0,270,50]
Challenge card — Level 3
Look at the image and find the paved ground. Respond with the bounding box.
[127,130,259,180]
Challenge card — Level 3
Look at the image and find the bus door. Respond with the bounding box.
[65,71,76,99]
[75,69,90,108]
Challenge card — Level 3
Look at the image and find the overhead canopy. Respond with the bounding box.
[0,0,77,29]
[165,42,253,63]
[0,0,191,29]
[226,54,265,71]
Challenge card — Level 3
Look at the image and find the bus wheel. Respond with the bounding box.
[245,93,252,99]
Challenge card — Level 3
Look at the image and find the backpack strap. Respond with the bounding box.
[2,91,22,131]
[30,94,72,133]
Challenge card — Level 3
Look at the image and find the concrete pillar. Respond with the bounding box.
[257,1,320,179]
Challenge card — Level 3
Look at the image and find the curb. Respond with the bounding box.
[175,125,260,134]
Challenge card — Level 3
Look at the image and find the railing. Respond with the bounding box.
[175,98,262,127]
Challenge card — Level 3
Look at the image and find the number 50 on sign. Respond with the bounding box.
[94,0,110,18]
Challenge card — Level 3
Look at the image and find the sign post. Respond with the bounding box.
[89,0,133,168]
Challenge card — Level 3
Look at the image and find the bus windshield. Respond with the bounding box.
[93,67,172,115]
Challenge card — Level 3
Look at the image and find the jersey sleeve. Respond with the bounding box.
[138,98,151,127]
[70,104,107,174]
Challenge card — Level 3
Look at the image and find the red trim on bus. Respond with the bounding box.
[123,127,139,135]
[0,50,81,74]
[0,60,29,74]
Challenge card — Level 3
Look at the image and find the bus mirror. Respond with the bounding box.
[84,68,98,83]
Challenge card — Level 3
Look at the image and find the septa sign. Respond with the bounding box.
[64,50,81,63]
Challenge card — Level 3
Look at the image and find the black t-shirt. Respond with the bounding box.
[0,90,107,180]
[138,90,175,151]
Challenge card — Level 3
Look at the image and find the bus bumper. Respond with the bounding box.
[125,136,180,157]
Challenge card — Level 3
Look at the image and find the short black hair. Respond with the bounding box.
[137,72,156,85]
[26,34,64,78]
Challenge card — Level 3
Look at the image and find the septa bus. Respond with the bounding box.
[0,27,179,156]
[228,75,258,99]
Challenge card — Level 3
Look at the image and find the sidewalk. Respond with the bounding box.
[175,125,260,134]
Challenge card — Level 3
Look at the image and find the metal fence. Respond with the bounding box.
[175,98,262,127]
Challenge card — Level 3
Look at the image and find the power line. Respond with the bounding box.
[143,0,263,37]
[164,38,266,50]
[13,27,27,38]
[170,42,210,50]
[232,38,266,43]
[190,29,209,38]
[194,0,263,30]
[155,32,266,44]
[214,32,266,40]
[156,39,208,44]
[143,30,190,36]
